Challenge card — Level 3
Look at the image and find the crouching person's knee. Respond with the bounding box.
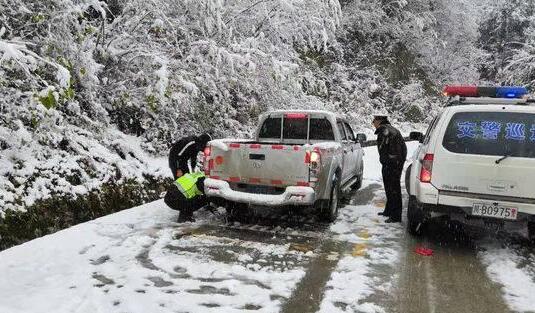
[164,185,182,211]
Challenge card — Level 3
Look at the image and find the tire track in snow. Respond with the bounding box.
[393,218,511,313]
[281,183,406,313]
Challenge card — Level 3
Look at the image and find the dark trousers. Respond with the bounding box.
[164,185,206,216]
[381,163,404,220]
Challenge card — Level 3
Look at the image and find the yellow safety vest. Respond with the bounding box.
[175,172,205,199]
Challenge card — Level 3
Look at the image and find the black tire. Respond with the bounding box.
[225,201,247,221]
[405,164,412,194]
[407,196,425,235]
[528,221,535,242]
[351,171,363,191]
[320,176,340,223]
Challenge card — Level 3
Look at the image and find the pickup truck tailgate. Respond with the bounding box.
[207,143,310,186]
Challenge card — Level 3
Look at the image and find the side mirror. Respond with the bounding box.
[356,133,367,144]
[409,131,424,143]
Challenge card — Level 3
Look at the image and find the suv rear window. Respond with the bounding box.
[258,116,335,141]
[442,112,535,158]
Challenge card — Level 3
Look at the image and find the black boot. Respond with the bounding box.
[177,212,195,223]
[385,216,401,223]
[378,211,390,216]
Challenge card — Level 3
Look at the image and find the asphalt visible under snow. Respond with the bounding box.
[1,143,535,313]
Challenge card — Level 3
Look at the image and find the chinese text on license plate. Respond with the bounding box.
[472,203,518,220]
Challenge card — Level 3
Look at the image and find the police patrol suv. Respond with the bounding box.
[406,85,535,240]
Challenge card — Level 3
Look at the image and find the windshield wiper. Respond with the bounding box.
[495,154,510,164]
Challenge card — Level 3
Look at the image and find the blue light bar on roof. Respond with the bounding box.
[495,86,528,99]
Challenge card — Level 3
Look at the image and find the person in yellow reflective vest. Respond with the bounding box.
[164,172,207,222]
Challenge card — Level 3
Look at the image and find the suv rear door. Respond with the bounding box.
[432,109,535,198]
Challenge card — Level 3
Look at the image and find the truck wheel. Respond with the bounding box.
[351,161,364,191]
[320,176,340,223]
[405,164,412,194]
[407,196,425,236]
[351,172,363,191]
[528,221,535,242]
[225,202,246,221]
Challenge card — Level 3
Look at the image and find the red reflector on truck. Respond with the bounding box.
[297,181,309,187]
[250,144,262,149]
[272,145,284,150]
[249,178,261,184]
[271,180,283,185]
[284,113,308,119]
[228,177,241,182]
[229,143,241,148]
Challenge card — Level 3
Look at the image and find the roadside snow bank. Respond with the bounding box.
[479,243,535,312]
[0,125,169,213]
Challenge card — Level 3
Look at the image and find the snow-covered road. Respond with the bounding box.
[1,143,535,313]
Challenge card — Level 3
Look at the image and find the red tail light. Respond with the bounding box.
[419,154,434,183]
[306,148,322,187]
[305,149,321,166]
[204,159,214,175]
[203,146,212,175]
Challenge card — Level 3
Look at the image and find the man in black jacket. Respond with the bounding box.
[373,115,407,223]
[168,133,212,179]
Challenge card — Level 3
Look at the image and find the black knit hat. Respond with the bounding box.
[373,115,388,122]
[197,133,212,144]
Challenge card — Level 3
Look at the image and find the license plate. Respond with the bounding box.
[472,203,518,220]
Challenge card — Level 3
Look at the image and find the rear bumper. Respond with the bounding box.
[419,191,535,221]
[204,178,316,207]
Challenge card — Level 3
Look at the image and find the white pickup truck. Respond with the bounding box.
[202,110,367,222]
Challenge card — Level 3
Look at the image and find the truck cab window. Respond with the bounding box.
[309,118,335,140]
[344,123,355,141]
[337,121,347,141]
[283,117,309,139]
[259,117,282,139]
